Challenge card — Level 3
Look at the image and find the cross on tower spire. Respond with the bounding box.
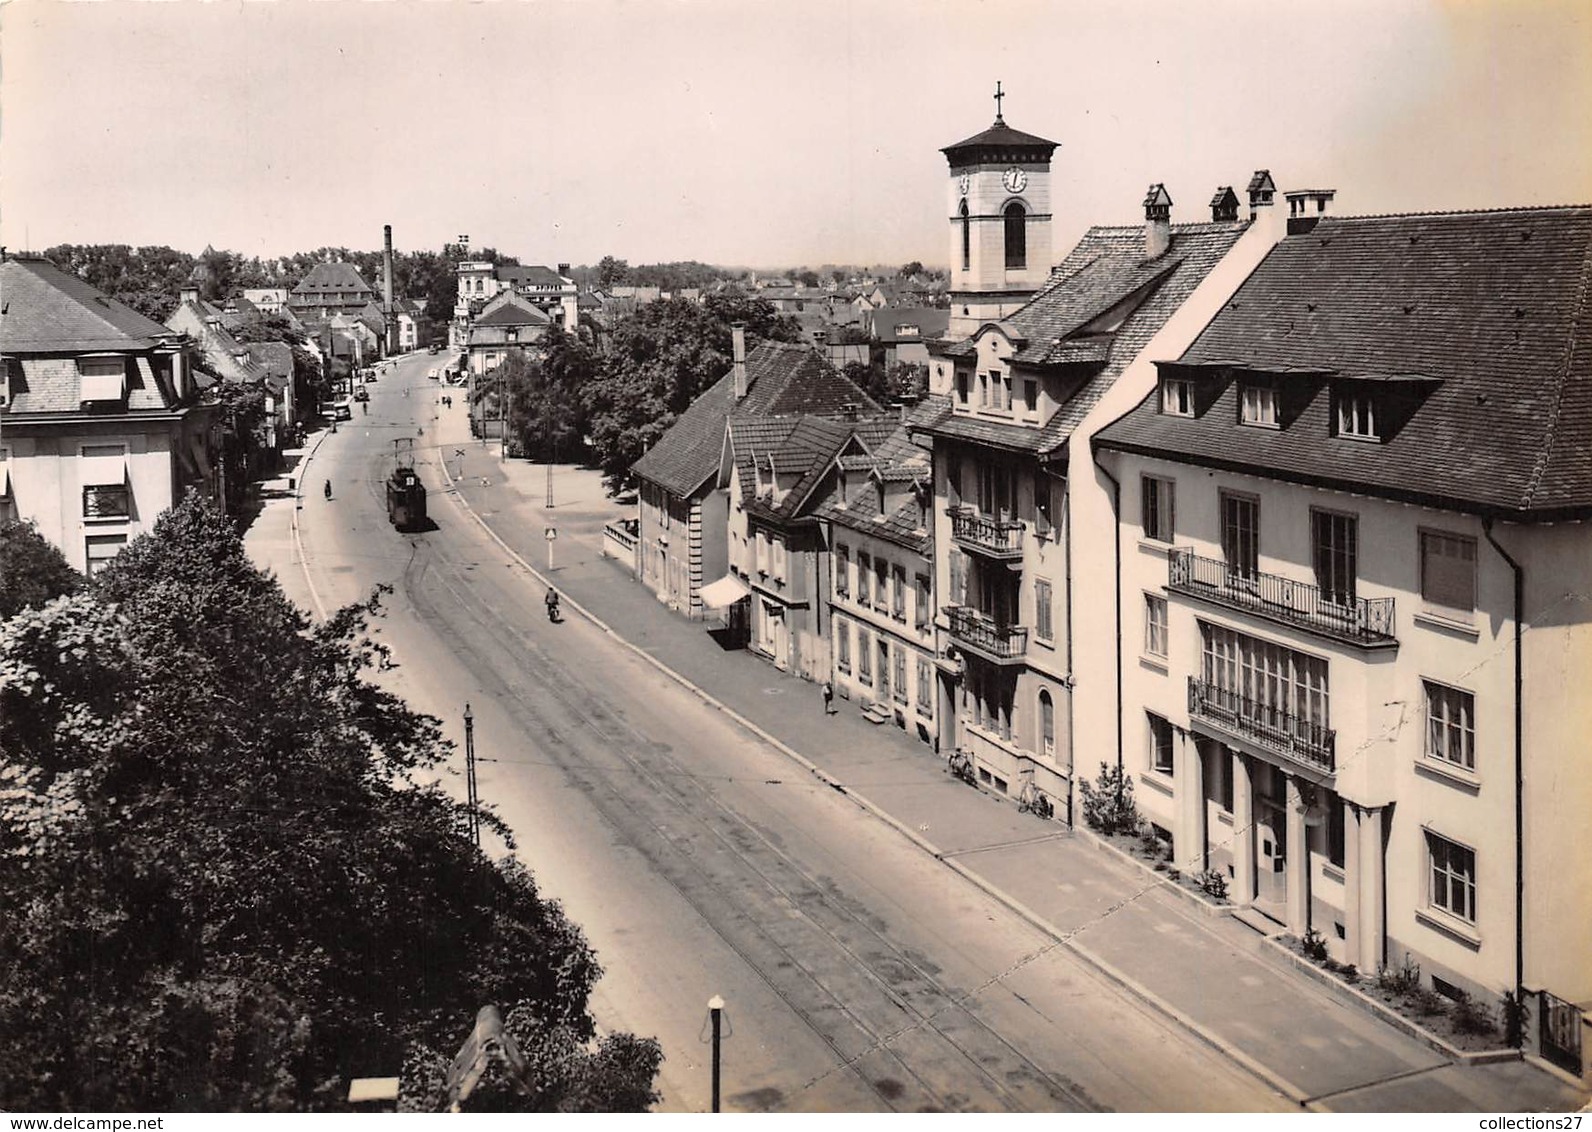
[994,80,1005,124]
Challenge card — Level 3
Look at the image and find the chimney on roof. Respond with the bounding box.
[1143,183,1173,259]
[1285,189,1336,236]
[1210,186,1240,223]
[179,283,200,307]
[1247,170,1277,219]
[732,325,748,400]
[557,263,571,277]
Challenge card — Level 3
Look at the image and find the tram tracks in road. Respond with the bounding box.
[396,531,1100,1114]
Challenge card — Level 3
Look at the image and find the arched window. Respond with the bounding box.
[1039,689,1055,755]
[1004,201,1027,270]
[960,200,971,271]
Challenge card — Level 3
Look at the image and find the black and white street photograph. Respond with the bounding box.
[0,0,1589,1119]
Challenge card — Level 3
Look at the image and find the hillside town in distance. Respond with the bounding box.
[2,76,1590,1117]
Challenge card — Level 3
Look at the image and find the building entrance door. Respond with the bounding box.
[1256,797,1288,915]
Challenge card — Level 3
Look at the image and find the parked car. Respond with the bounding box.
[427,367,441,381]
[354,388,369,402]
[427,345,440,354]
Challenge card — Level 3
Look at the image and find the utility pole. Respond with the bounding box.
[707,995,725,1113]
[463,703,480,850]
[545,416,555,508]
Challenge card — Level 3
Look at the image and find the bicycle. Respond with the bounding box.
[946,749,976,786]
[1018,781,1055,820]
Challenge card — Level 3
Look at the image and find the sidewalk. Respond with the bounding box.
[422,395,1586,1113]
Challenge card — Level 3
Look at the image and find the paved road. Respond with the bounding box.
[269,354,1288,1113]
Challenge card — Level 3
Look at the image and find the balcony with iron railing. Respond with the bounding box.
[946,505,1024,559]
[1187,677,1336,773]
[1167,547,1396,647]
[943,604,1028,664]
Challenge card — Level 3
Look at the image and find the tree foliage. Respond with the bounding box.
[577,295,800,489]
[0,520,83,620]
[0,493,659,1111]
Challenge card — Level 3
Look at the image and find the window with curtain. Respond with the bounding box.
[1039,690,1055,755]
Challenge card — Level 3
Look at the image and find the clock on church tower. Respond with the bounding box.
[940,83,1059,339]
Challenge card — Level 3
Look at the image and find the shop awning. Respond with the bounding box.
[699,574,751,609]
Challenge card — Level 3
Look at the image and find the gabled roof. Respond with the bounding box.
[736,342,879,416]
[167,301,269,385]
[1096,205,1592,517]
[631,342,875,498]
[1,256,180,353]
[810,420,933,553]
[245,341,295,382]
[919,221,1249,458]
[474,294,551,328]
[290,261,376,298]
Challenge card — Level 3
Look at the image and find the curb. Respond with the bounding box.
[1262,935,1522,1067]
[1072,826,1235,919]
[290,424,333,620]
[433,451,1312,1111]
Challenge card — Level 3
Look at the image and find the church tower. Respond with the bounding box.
[941,85,1058,340]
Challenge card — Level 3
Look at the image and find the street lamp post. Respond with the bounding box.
[463,703,479,850]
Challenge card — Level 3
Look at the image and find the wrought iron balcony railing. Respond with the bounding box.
[944,604,1028,662]
[1167,547,1396,646]
[1188,677,1336,773]
[946,505,1024,558]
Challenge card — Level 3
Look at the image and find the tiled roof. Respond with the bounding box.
[631,343,872,498]
[246,341,295,381]
[919,222,1248,461]
[474,296,551,328]
[498,264,568,288]
[1095,206,1592,516]
[290,261,376,297]
[808,420,933,552]
[167,301,268,384]
[736,343,879,416]
[872,307,952,343]
[1,256,178,353]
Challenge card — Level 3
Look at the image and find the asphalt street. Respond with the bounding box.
[259,352,1290,1114]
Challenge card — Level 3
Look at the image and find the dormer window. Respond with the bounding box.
[79,356,128,403]
[1239,382,1279,427]
[1160,376,1194,417]
[1336,387,1380,440]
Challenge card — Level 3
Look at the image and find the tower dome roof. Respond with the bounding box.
[941,119,1058,168]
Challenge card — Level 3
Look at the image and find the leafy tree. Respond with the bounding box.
[899,261,925,279]
[795,270,821,288]
[42,244,197,323]
[594,256,630,289]
[884,361,928,402]
[581,295,799,490]
[0,520,82,619]
[233,314,325,415]
[0,493,660,1110]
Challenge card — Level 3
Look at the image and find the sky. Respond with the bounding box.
[2,0,1590,272]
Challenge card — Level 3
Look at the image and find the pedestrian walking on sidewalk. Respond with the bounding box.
[822,681,834,715]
